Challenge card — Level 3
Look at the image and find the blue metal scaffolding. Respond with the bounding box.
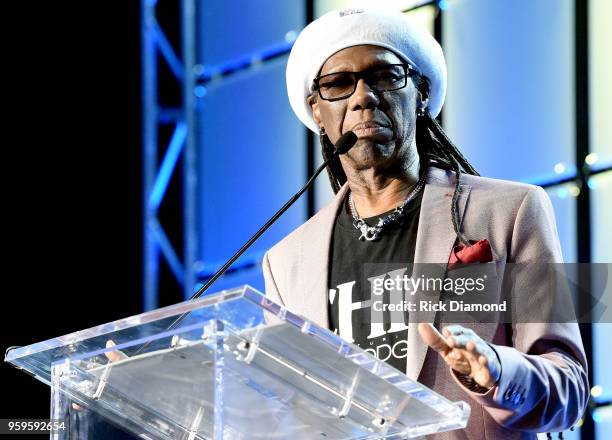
[141,0,195,310]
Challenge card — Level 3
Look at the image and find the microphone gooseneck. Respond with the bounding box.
[133,131,357,354]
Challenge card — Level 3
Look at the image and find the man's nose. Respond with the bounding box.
[349,78,380,111]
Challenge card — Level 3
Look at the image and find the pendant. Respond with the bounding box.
[359,224,378,241]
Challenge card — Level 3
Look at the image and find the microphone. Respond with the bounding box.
[134,130,357,353]
[333,132,357,154]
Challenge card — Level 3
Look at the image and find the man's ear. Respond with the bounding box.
[307,94,322,126]
[418,92,430,111]
[417,81,430,108]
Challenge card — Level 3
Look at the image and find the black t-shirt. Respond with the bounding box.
[328,192,422,372]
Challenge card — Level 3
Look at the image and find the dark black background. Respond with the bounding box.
[1,1,147,417]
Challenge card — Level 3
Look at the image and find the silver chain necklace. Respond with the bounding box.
[348,174,426,241]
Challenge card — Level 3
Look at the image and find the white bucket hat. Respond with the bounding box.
[286,7,447,133]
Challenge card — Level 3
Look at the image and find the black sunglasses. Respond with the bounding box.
[312,63,419,102]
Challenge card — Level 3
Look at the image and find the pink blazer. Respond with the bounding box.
[263,166,588,439]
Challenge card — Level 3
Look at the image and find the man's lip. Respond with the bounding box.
[351,121,391,131]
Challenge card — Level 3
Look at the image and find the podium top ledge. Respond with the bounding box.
[5,285,273,381]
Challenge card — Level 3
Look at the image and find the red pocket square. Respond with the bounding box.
[448,239,493,268]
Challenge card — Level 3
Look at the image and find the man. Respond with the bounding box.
[263,8,588,438]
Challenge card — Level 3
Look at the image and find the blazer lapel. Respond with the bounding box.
[406,170,471,380]
[297,184,349,328]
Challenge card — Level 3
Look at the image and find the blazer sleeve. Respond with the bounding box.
[455,186,589,432]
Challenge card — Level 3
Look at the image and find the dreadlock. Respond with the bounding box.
[319,107,479,246]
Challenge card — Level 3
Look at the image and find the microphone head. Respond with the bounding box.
[333,131,358,155]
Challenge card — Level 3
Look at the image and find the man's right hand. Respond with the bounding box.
[71,340,127,410]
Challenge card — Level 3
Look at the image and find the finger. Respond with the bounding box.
[478,351,497,375]
[446,326,479,343]
[476,356,493,379]
[449,334,471,348]
[446,349,471,373]
[473,353,493,381]
[105,340,127,362]
[444,325,466,336]
[450,348,463,360]
[449,345,477,369]
[418,323,451,355]
[468,340,492,367]
[466,341,477,352]
[465,341,483,362]
[479,355,488,367]
[463,345,481,366]
[452,350,471,367]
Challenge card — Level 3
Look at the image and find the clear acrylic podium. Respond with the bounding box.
[5,285,469,439]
